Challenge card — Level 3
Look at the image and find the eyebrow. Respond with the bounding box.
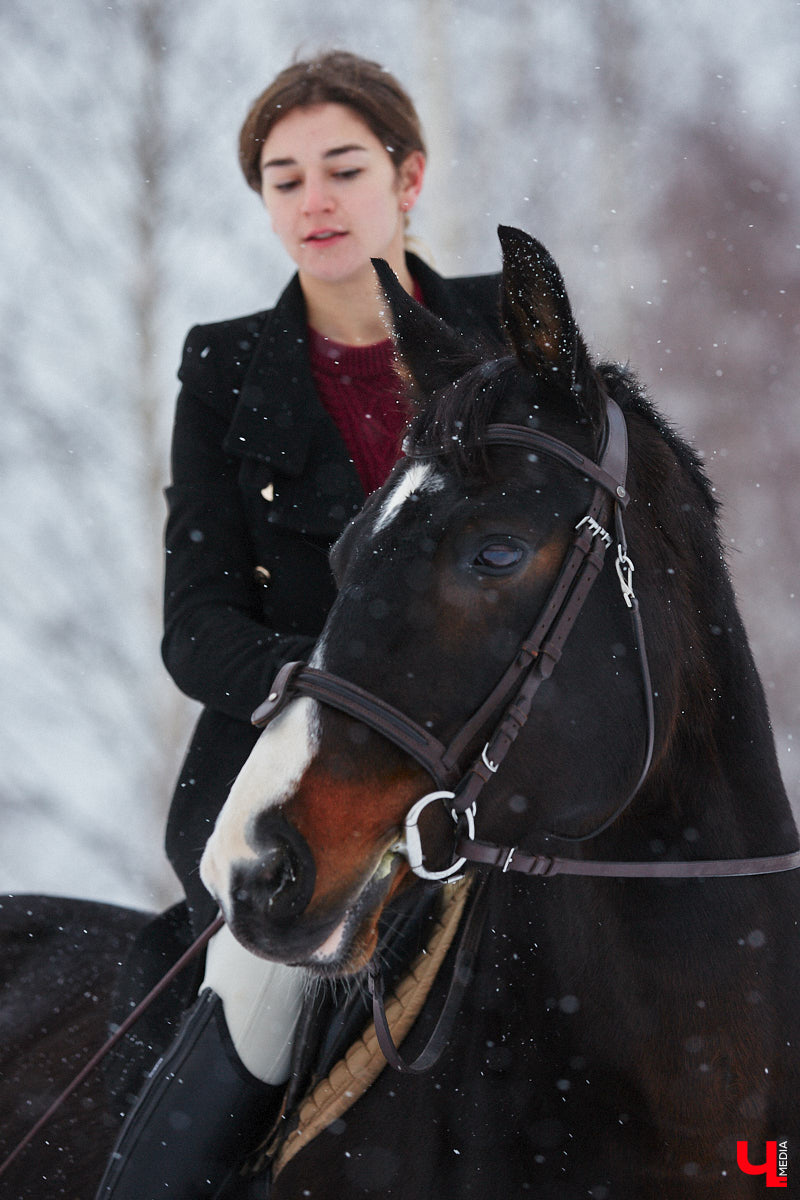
[262,143,369,170]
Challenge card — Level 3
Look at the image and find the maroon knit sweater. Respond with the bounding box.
[308,328,409,496]
[309,275,427,496]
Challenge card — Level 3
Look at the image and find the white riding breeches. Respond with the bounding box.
[201,922,306,1084]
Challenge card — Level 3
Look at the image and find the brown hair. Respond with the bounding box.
[238,50,426,192]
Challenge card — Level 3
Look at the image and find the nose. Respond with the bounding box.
[301,174,334,216]
[230,811,316,924]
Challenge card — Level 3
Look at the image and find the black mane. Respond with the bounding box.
[406,347,719,526]
[405,355,517,475]
[598,360,719,518]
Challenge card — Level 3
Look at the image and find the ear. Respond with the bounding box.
[498,226,604,427]
[372,257,483,395]
[396,150,426,214]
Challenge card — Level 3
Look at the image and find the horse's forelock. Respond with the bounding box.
[407,357,518,475]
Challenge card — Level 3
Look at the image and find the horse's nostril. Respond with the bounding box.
[235,843,294,903]
[257,845,297,903]
[231,815,316,921]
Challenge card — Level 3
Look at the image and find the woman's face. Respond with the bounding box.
[259,103,424,287]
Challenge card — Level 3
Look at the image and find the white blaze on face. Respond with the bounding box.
[373,462,444,534]
[199,696,320,904]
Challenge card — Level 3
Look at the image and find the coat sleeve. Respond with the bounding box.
[161,327,315,721]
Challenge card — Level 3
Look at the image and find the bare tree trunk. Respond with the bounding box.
[416,0,469,266]
[131,0,169,555]
[589,0,645,339]
[129,0,191,904]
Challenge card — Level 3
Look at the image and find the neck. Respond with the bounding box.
[641,601,794,860]
[300,250,415,346]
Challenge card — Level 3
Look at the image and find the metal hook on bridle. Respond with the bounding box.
[615,544,636,608]
[614,505,637,609]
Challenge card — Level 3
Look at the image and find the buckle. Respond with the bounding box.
[575,514,612,547]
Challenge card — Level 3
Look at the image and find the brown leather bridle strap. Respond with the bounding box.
[456,839,800,878]
[481,419,629,507]
[441,400,634,814]
[450,487,617,816]
[406,394,630,507]
[253,401,631,801]
[252,661,457,789]
[367,876,488,1074]
[442,486,612,781]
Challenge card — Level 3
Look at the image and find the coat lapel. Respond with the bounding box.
[224,276,325,476]
[223,276,365,537]
[220,257,501,539]
[408,254,502,343]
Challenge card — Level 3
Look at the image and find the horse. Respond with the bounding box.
[0,895,151,1199]
[3,226,798,1199]
[198,226,800,1198]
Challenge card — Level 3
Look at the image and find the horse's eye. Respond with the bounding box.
[473,543,524,573]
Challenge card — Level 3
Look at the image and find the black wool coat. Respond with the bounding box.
[162,254,503,932]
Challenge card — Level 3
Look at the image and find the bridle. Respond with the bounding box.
[251,394,799,886]
[254,395,642,857]
[251,389,800,1075]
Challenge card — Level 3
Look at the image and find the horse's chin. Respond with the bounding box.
[306,853,410,977]
[228,850,409,978]
[303,854,410,974]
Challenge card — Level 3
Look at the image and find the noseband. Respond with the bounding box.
[253,394,800,884]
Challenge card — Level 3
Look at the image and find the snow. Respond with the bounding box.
[0,0,797,911]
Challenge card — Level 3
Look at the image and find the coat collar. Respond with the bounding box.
[223,273,368,538]
[222,253,501,477]
[223,274,319,476]
[408,254,479,327]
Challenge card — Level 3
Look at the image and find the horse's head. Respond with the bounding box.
[199,227,676,975]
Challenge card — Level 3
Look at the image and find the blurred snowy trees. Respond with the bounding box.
[0,0,797,909]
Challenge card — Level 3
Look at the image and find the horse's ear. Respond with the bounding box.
[372,258,484,395]
[498,226,604,428]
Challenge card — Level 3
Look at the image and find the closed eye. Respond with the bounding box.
[272,168,361,193]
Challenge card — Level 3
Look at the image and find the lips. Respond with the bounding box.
[308,850,406,976]
[225,847,407,977]
[303,229,347,245]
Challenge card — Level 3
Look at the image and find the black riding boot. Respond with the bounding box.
[95,988,282,1200]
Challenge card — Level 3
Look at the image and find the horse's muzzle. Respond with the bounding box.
[226,811,317,929]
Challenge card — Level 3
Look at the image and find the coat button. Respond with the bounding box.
[254,566,272,585]
[261,483,274,502]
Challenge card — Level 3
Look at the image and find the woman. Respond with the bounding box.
[98,50,502,1199]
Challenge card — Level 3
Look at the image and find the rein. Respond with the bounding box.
[0,913,224,1183]
[366,876,489,1075]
